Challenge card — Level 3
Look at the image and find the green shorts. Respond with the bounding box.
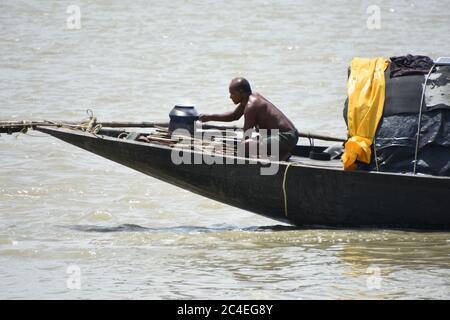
[260,129,299,157]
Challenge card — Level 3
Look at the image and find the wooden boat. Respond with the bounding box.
[32,125,450,230]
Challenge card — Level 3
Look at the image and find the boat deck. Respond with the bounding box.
[92,126,345,169]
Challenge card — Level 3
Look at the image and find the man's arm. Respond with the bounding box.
[199,104,244,122]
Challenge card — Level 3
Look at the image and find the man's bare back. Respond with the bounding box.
[243,92,296,133]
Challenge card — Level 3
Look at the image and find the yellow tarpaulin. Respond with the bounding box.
[342,57,390,170]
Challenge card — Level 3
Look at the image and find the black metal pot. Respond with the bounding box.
[169,105,199,136]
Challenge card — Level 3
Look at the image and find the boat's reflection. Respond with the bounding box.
[66,223,450,271]
[66,223,299,233]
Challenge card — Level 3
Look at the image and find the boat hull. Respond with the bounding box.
[37,127,450,230]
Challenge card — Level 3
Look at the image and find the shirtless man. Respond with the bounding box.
[199,77,299,160]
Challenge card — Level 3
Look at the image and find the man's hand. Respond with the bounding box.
[198,114,210,122]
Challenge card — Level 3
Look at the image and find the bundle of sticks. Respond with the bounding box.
[137,127,239,155]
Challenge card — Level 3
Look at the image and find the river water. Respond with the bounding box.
[1,0,449,299]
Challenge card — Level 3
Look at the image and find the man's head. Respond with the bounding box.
[229,77,252,104]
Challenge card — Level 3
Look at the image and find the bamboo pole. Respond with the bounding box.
[297,132,345,143]
[0,120,170,129]
[198,123,346,142]
[0,120,346,142]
